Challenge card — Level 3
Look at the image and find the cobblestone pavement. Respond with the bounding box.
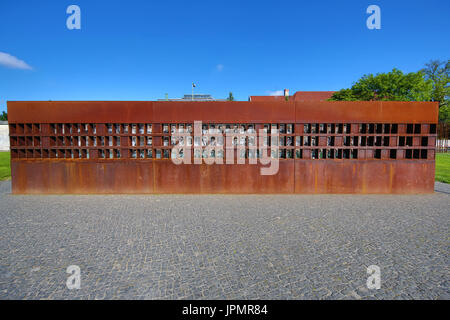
[0,180,448,300]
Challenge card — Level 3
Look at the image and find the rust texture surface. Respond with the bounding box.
[8,100,438,194]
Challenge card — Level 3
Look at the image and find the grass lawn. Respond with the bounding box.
[0,151,449,183]
[0,151,11,181]
[435,153,450,184]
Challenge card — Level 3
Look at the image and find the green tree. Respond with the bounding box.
[421,60,449,123]
[227,92,235,101]
[0,111,7,121]
[329,68,433,102]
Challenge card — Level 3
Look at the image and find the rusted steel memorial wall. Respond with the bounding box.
[8,101,438,194]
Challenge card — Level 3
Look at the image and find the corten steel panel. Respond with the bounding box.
[152,101,296,123]
[294,101,438,123]
[8,101,437,123]
[153,161,294,194]
[7,100,439,194]
[294,160,435,194]
[11,160,154,194]
[7,101,154,123]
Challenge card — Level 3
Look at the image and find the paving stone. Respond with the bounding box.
[0,180,448,300]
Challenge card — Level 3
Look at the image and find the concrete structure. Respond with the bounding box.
[0,121,10,151]
[7,100,438,194]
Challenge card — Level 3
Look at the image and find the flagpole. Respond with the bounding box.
[192,83,193,101]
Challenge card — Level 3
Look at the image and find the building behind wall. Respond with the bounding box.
[7,100,438,194]
[0,121,10,151]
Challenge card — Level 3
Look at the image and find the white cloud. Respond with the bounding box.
[267,90,284,96]
[0,52,32,70]
[216,64,224,71]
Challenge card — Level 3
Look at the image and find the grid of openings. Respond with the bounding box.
[9,123,437,160]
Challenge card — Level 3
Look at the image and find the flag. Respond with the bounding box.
[192,83,196,88]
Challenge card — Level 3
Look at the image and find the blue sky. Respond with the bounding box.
[0,0,449,112]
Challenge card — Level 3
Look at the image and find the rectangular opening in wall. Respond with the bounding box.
[146,149,152,158]
[375,136,382,146]
[421,137,428,146]
[287,124,294,134]
[391,124,398,134]
[376,124,383,134]
[25,123,32,134]
[9,124,17,134]
[390,149,397,159]
[368,124,374,134]
[399,136,405,146]
[344,137,350,146]
[42,149,49,158]
[413,149,420,159]
[406,136,413,146]
[421,149,427,159]
[359,124,367,134]
[295,149,302,159]
[368,136,374,146]
[351,149,358,159]
[384,124,390,134]
[383,137,390,146]
[11,149,18,159]
[414,124,421,134]
[327,149,334,159]
[335,149,342,159]
[374,149,381,159]
[319,124,326,134]
[343,149,350,159]
[406,124,413,134]
[130,149,137,158]
[18,149,26,158]
[429,124,436,134]
[327,136,335,146]
[405,149,412,159]
[360,136,366,146]
[10,137,17,147]
[26,149,33,158]
[285,149,293,159]
[303,124,310,134]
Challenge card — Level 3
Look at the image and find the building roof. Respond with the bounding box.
[248,95,291,102]
[292,91,335,101]
[249,91,336,102]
